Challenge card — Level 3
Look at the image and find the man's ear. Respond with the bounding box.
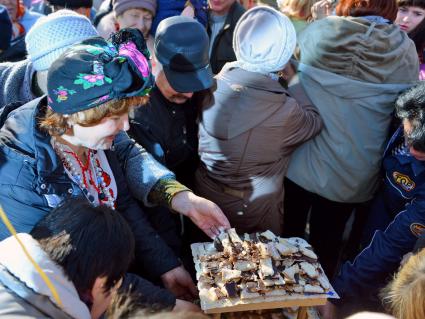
[89,277,109,319]
[91,277,106,297]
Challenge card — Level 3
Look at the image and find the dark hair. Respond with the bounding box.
[398,0,425,7]
[336,0,398,21]
[30,198,135,300]
[395,82,425,152]
[398,0,425,62]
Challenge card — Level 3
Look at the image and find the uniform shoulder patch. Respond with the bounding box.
[392,171,415,191]
[410,223,425,238]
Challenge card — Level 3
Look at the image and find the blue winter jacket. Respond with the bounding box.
[332,127,425,302]
[151,0,208,36]
[0,97,180,279]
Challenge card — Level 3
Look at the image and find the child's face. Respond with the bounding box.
[395,6,425,33]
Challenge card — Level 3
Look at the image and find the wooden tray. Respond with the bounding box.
[191,240,338,314]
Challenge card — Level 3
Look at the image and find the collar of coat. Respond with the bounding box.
[0,233,91,319]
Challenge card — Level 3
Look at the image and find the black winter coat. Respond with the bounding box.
[208,1,245,74]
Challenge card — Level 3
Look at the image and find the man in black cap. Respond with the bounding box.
[129,15,214,188]
[128,16,215,257]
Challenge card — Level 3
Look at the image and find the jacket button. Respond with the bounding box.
[68,188,73,194]
[236,211,244,216]
[40,184,46,190]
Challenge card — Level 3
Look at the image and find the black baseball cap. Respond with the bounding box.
[154,16,213,93]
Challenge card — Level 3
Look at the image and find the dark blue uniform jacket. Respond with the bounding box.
[333,127,425,301]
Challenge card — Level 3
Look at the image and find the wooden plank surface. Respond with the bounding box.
[204,298,326,314]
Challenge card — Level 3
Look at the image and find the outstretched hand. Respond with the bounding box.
[171,191,230,238]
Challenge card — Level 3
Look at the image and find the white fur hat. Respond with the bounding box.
[230,5,296,74]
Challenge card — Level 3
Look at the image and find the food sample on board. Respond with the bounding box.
[194,228,334,304]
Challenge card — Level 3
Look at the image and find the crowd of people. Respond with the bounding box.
[0,0,425,318]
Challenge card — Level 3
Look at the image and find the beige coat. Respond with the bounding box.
[195,67,322,234]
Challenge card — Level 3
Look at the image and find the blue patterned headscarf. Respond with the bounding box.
[47,28,154,114]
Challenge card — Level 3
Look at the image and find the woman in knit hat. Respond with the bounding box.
[194,6,323,236]
[0,28,229,311]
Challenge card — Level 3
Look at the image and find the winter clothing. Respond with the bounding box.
[151,0,208,36]
[155,16,213,93]
[227,6,296,75]
[0,97,180,288]
[298,16,418,84]
[25,10,98,72]
[283,177,359,276]
[332,127,425,305]
[0,59,36,107]
[0,233,90,319]
[47,31,154,114]
[128,86,200,187]
[208,1,245,74]
[194,67,322,234]
[286,16,419,203]
[0,36,27,63]
[19,10,43,36]
[113,0,157,17]
[0,5,12,51]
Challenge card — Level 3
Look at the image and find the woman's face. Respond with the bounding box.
[71,113,130,150]
[395,6,425,33]
[116,8,153,38]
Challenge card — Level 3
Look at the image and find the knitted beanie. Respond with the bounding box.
[113,0,157,17]
[0,5,12,51]
[25,10,98,72]
[228,6,296,74]
[47,0,93,9]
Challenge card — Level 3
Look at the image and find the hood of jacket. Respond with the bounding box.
[299,16,419,84]
[0,233,91,319]
[202,67,289,140]
[0,59,36,107]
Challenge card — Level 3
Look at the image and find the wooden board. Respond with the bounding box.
[203,296,327,314]
[191,241,338,314]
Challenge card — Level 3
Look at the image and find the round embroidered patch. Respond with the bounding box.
[393,171,415,192]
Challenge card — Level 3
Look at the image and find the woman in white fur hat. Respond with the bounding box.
[194,6,323,235]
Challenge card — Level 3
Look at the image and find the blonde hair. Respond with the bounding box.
[278,0,319,20]
[39,96,148,136]
[382,249,425,319]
